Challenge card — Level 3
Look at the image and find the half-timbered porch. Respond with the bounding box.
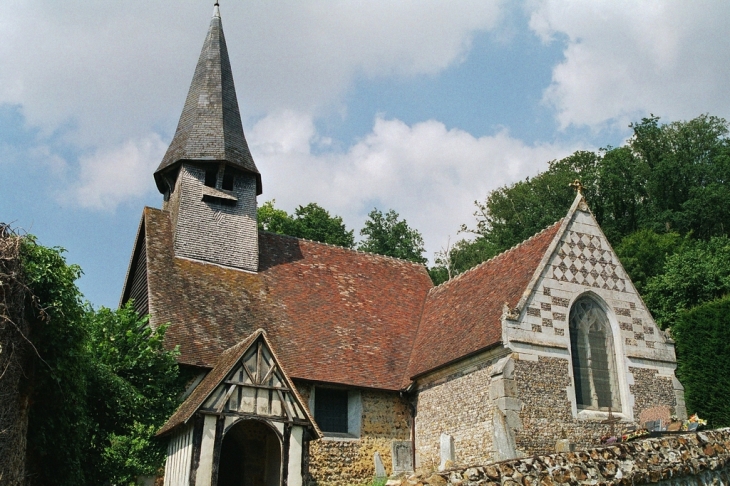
[158,330,319,486]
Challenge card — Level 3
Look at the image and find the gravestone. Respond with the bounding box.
[374,452,386,478]
[391,441,413,473]
[439,433,455,471]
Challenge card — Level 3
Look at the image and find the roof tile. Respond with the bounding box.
[405,221,563,380]
[145,208,433,391]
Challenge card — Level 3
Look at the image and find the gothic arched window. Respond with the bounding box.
[569,297,621,412]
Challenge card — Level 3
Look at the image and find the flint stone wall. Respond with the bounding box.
[296,383,411,486]
[415,354,503,470]
[395,429,730,486]
[514,355,619,454]
[513,355,679,456]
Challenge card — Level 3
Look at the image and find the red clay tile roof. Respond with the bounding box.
[143,207,434,391]
[405,221,563,381]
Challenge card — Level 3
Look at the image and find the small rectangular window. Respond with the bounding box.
[204,168,218,188]
[222,168,235,191]
[314,388,348,433]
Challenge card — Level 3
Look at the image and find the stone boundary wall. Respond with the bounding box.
[391,428,730,486]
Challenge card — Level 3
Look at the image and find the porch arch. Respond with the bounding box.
[217,419,282,486]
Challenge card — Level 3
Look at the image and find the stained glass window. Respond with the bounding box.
[569,297,621,412]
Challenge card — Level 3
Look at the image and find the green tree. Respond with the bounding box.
[85,304,182,485]
[673,296,730,428]
[290,203,355,248]
[257,200,354,248]
[614,229,684,294]
[257,199,292,234]
[358,209,427,264]
[438,114,730,284]
[18,235,182,485]
[631,114,730,238]
[643,236,730,329]
[429,237,501,285]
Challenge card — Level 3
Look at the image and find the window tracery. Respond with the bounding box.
[569,297,621,412]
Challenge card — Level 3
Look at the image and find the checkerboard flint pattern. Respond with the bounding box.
[551,231,627,292]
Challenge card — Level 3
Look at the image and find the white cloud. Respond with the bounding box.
[63,134,166,211]
[0,1,504,147]
[529,0,730,129]
[250,112,580,262]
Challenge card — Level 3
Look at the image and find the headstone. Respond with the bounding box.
[555,439,575,452]
[439,433,455,471]
[391,441,413,473]
[374,452,386,478]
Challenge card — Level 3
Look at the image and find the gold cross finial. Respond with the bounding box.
[569,179,584,195]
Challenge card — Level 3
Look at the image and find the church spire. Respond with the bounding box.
[154,3,261,195]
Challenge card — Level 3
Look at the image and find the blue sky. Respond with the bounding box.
[2,1,729,309]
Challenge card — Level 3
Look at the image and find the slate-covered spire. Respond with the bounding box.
[154,3,261,195]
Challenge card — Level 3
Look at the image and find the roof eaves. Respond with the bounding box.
[119,211,147,309]
[409,341,505,383]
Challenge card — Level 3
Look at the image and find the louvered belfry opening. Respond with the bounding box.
[569,297,621,412]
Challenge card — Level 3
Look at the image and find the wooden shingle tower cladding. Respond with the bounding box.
[156,4,260,272]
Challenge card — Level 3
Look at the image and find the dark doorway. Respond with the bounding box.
[217,420,282,486]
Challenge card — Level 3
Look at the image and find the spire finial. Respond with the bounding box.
[213,2,220,17]
[569,179,584,195]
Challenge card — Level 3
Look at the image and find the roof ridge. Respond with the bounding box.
[261,230,428,267]
[428,219,564,294]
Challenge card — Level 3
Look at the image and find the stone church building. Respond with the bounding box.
[120,6,686,486]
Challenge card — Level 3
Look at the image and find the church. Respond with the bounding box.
[120,5,685,486]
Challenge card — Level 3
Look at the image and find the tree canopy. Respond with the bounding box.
[258,200,355,248]
[257,201,427,264]
[431,114,730,287]
[358,209,427,264]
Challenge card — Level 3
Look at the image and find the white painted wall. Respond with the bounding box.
[287,425,304,486]
[195,415,218,486]
[163,424,193,486]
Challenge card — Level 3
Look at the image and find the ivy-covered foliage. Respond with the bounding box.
[673,297,730,428]
[19,237,182,485]
[21,237,91,485]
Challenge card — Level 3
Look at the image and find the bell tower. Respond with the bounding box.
[154,3,261,272]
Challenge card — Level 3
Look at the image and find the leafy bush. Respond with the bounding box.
[673,296,730,428]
